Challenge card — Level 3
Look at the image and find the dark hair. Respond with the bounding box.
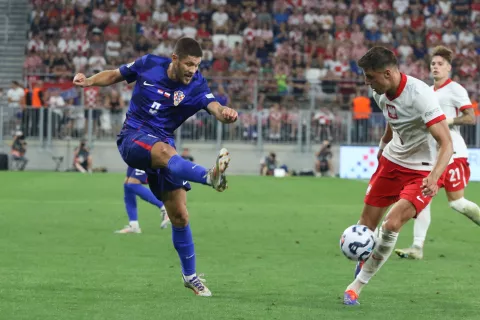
[173,37,203,59]
[358,46,398,71]
[431,45,453,64]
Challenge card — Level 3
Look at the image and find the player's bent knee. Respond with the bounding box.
[382,218,403,233]
[168,208,189,227]
[151,142,177,168]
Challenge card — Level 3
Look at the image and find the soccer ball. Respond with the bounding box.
[340,225,376,261]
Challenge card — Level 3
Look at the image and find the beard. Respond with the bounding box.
[174,63,194,84]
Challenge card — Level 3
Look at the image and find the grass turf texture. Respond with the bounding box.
[0,172,479,320]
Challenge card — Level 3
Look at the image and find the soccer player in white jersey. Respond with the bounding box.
[343,46,453,305]
[395,46,480,260]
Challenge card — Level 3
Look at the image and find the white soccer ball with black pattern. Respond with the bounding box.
[340,225,376,261]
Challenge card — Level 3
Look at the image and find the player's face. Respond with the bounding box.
[430,56,451,81]
[174,55,202,85]
[362,69,391,95]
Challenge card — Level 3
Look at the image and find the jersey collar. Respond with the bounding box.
[386,73,407,101]
[433,78,452,91]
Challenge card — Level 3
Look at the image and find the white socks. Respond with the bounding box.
[184,273,197,281]
[449,197,480,225]
[130,221,140,229]
[413,203,431,248]
[348,228,399,294]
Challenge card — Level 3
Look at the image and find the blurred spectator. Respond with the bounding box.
[260,152,277,176]
[181,148,194,162]
[352,88,372,143]
[7,81,25,109]
[11,131,28,171]
[104,88,124,134]
[315,140,333,177]
[73,139,92,173]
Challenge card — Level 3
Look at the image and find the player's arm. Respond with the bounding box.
[449,108,476,125]
[206,101,238,124]
[73,69,124,87]
[377,123,393,159]
[417,89,453,196]
[447,86,476,125]
[423,120,453,196]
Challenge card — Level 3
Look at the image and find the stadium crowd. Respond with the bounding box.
[19,0,480,141]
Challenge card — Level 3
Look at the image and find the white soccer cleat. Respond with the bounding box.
[160,206,170,229]
[114,225,142,234]
[183,274,212,297]
[207,148,230,192]
[395,245,423,260]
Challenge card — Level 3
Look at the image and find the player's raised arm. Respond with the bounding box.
[73,69,124,87]
[206,101,238,124]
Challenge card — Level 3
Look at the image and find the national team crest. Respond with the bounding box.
[386,104,398,119]
[173,91,185,106]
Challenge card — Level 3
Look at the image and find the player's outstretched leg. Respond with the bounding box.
[163,188,212,297]
[344,201,415,305]
[116,183,142,234]
[395,203,430,260]
[449,197,480,226]
[151,142,230,191]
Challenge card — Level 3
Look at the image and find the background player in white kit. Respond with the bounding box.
[395,46,480,260]
[343,46,453,305]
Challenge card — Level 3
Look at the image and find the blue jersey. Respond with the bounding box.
[119,55,217,139]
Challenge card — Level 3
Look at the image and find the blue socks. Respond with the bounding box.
[172,224,196,276]
[124,183,165,222]
[124,184,138,221]
[127,183,164,208]
[167,155,208,184]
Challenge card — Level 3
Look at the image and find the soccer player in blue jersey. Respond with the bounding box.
[73,37,238,297]
[115,166,170,234]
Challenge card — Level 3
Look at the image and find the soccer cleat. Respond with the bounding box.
[115,225,142,234]
[395,246,423,260]
[160,206,170,229]
[207,148,230,192]
[354,260,365,279]
[343,289,360,305]
[183,274,212,297]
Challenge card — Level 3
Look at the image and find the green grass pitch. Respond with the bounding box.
[0,172,479,320]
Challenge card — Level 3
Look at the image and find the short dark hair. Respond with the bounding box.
[358,46,398,71]
[431,45,453,64]
[173,37,203,59]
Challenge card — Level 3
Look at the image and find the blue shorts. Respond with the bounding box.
[117,129,192,195]
[126,166,148,184]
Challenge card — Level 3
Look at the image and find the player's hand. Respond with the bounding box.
[222,107,238,123]
[421,174,439,197]
[73,73,91,87]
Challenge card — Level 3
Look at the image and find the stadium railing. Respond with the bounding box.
[1,105,479,153]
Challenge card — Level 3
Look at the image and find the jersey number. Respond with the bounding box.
[149,102,161,115]
[448,168,460,182]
